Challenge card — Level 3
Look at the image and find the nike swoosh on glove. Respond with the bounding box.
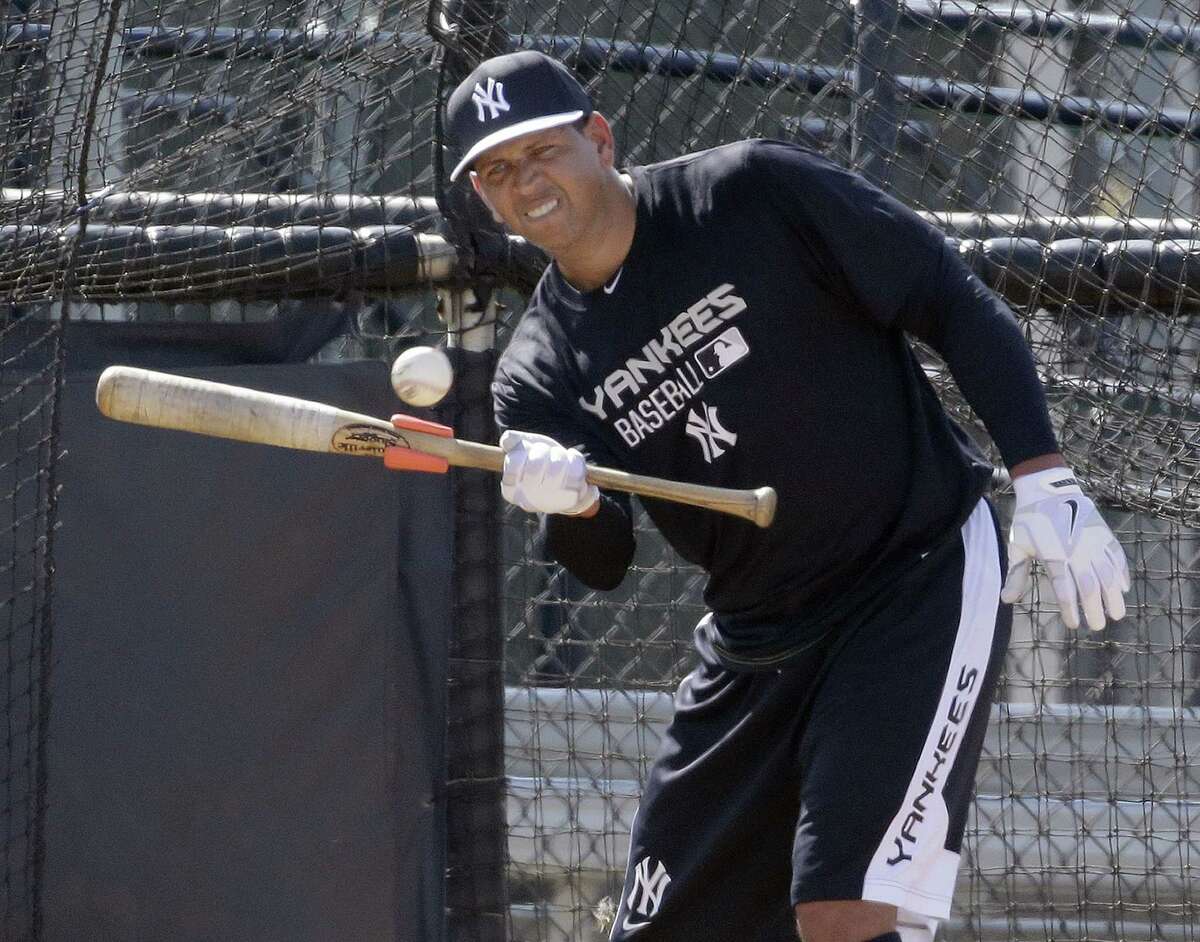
[499,430,600,516]
[1000,467,1131,631]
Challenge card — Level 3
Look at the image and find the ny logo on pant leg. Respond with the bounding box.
[620,856,672,931]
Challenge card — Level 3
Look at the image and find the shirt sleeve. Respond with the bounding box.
[753,142,1060,469]
[493,354,636,591]
[893,239,1060,469]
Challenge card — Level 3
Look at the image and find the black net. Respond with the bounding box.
[0,320,60,942]
[4,0,1200,938]
[489,1,1200,940]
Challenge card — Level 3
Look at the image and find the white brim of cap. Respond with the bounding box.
[449,110,587,181]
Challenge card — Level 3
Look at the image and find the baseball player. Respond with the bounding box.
[445,51,1130,942]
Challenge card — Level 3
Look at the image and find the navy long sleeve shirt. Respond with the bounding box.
[492,140,1057,658]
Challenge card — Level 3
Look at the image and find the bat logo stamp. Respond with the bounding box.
[331,424,401,456]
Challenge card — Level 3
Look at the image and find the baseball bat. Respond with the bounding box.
[95,366,777,528]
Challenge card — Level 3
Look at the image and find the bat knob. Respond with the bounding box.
[752,487,777,528]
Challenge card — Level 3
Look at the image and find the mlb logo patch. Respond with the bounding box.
[694,326,749,379]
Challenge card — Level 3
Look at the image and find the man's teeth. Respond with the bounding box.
[527,199,558,220]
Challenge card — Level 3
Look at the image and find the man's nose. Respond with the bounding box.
[514,159,541,190]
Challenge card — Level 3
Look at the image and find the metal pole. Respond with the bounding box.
[850,0,901,188]
[439,287,507,942]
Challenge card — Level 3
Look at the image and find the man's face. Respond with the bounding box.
[470,117,613,257]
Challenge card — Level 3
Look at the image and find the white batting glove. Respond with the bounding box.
[499,430,599,516]
[1000,467,1131,631]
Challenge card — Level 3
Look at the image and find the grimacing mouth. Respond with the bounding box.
[525,197,560,220]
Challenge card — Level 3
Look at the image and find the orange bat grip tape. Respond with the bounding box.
[383,414,452,473]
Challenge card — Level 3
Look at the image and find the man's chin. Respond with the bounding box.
[514,226,569,258]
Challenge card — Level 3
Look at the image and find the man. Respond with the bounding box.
[444,51,1130,942]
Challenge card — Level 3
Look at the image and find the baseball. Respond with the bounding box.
[390,346,453,406]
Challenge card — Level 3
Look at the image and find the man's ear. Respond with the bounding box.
[470,172,506,225]
[583,113,617,169]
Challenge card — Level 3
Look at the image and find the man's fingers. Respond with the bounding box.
[1006,480,1129,631]
[1090,553,1121,618]
[1076,566,1107,632]
[542,446,571,492]
[1108,542,1132,592]
[499,429,521,453]
[523,442,550,489]
[1000,558,1031,604]
[501,429,558,452]
[1097,544,1128,622]
[497,434,596,516]
[1046,561,1080,630]
[501,443,527,490]
[564,449,588,497]
[1101,574,1127,624]
[502,441,546,513]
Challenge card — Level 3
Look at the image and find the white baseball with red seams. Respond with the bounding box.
[390,346,453,406]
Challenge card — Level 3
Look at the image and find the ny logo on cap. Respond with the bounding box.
[472,77,511,121]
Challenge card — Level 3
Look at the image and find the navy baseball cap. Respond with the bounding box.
[446,51,593,182]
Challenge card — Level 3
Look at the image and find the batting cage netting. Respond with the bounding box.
[3,0,1200,938]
